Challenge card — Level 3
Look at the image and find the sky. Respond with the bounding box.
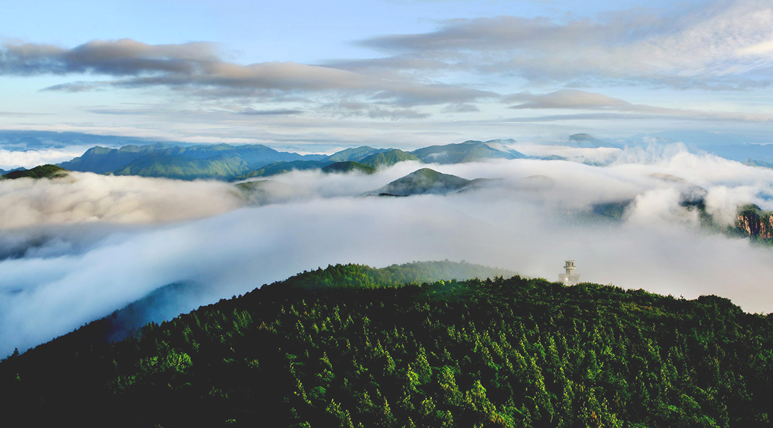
[2,0,773,150]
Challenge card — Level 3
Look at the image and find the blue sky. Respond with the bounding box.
[1,0,772,150]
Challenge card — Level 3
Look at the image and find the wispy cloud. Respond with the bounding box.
[0,38,496,108]
[357,0,773,89]
[506,89,773,123]
[236,108,304,116]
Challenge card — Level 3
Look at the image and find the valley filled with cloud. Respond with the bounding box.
[2,142,773,355]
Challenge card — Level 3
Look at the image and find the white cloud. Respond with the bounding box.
[0,147,90,170]
[0,172,244,228]
[359,0,773,88]
[2,145,773,357]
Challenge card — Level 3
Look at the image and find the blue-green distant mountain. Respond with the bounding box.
[59,143,325,179]
[112,155,251,180]
[411,140,527,164]
[744,158,773,169]
[60,144,170,174]
[375,168,473,196]
[325,146,388,162]
[359,149,421,168]
[567,133,622,149]
[0,130,168,151]
[232,148,420,179]
[321,161,376,174]
[52,139,531,181]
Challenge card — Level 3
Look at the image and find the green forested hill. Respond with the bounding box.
[2,164,69,179]
[376,168,472,196]
[1,263,772,428]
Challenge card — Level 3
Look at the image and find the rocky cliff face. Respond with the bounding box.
[736,208,773,239]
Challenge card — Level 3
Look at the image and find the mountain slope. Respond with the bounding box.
[59,144,162,173]
[411,140,527,164]
[325,146,388,162]
[359,149,420,168]
[236,160,333,179]
[376,168,472,196]
[321,161,376,174]
[1,262,771,428]
[113,155,250,180]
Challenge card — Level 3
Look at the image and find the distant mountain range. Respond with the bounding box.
[0,130,168,151]
[9,129,772,184]
[59,143,326,180]
[55,140,528,181]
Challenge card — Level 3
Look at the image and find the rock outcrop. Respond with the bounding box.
[736,206,773,239]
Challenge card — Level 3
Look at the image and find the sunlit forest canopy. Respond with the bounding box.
[1,262,771,427]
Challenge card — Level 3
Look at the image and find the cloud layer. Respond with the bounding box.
[0,173,244,228]
[2,147,773,356]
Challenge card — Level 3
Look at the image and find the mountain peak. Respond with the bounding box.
[374,168,472,196]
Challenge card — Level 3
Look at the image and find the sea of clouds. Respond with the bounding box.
[2,144,773,355]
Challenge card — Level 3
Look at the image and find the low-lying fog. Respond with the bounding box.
[2,144,773,355]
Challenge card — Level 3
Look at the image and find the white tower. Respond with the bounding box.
[558,260,581,285]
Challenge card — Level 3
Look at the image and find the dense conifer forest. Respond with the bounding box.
[1,262,771,427]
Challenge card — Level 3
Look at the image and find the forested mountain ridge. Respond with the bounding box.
[1,262,771,428]
[59,143,325,178]
[53,140,530,181]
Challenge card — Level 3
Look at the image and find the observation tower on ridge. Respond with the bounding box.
[559,260,581,285]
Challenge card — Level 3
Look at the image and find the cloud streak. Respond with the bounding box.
[505,89,773,123]
[0,39,496,108]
